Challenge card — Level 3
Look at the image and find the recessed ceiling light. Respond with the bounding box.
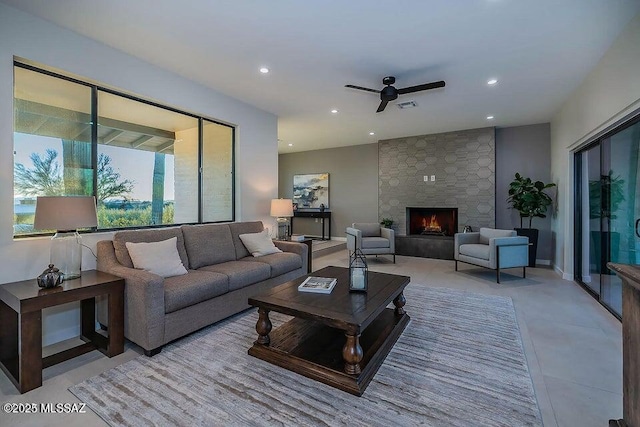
[486,115,494,120]
[288,143,293,147]
[487,79,498,85]
[331,109,339,114]
[369,132,375,136]
[259,67,270,74]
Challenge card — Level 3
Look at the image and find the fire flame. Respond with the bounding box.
[422,214,441,232]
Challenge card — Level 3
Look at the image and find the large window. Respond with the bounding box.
[13,63,234,236]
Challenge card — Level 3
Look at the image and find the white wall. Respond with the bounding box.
[0,4,278,344]
[550,13,640,279]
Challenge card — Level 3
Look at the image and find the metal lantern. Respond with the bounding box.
[349,248,368,292]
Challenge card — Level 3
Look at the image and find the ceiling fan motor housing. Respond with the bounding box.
[381,85,398,101]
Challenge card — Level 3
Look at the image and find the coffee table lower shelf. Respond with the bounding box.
[248,308,409,396]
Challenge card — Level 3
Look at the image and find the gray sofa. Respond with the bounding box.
[96,221,307,356]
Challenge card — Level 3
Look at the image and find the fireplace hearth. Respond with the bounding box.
[406,207,458,237]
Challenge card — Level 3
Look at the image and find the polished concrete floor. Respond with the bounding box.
[0,251,623,426]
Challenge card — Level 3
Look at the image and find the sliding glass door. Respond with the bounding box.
[575,116,640,318]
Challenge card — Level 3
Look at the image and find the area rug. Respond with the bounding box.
[69,286,543,426]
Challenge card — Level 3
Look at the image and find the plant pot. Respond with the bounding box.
[515,228,538,267]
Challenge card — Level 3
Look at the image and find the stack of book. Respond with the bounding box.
[290,234,306,242]
[298,276,337,294]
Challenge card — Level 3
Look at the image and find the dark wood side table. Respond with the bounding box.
[291,210,331,240]
[0,270,124,393]
[608,263,640,427]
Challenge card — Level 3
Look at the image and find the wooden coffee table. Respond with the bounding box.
[248,266,410,396]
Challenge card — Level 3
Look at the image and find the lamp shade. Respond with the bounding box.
[270,199,293,217]
[34,196,98,231]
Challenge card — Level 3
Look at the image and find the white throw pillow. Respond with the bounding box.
[239,229,282,257]
[125,237,188,278]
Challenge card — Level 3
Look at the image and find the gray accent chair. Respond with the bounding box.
[346,223,395,263]
[454,227,529,283]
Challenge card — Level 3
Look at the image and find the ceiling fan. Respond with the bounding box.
[345,76,445,113]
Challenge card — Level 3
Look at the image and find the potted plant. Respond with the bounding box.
[380,218,394,228]
[507,173,556,267]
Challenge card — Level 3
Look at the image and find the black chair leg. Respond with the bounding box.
[523,267,526,278]
[496,267,500,284]
[455,260,458,271]
[393,254,396,263]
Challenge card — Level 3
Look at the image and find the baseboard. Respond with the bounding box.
[553,264,573,281]
[536,259,551,266]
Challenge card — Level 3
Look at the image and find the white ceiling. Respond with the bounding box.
[4,0,640,153]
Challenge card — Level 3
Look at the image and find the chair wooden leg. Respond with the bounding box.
[455,260,458,271]
[496,266,500,284]
[393,254,395,263]
[523,267,526,278]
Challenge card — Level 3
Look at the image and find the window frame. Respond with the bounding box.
[13,61,235,237]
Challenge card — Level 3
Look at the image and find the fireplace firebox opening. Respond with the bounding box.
[406,207,458,237]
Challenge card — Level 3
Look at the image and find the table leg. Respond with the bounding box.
[393,292,406,316]
[19,310,42,393]
[342,332,363,375]
[255,308,272,345]
[107,290,124,356]
[80,297,96,342]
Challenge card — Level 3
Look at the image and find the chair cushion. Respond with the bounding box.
[361,237,391,249]
[353,223,381,237]
[181,224,235,269]
[479,228,517,245]
[113,227,189,269]
[459,244,491,260]
[200,260,271,291]
[228,222,265,259]
[241,252,302,277]
[164,270,229,313]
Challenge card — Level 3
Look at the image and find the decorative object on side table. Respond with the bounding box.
[506,173,556,267]
[270,198,294,240]
[36,264,64,288]
[33,196,98,280]
[463,225,473,233]
[349,248,368,292]
[319,203,326,212]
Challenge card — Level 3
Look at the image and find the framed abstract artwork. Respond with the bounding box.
[293,173,329,209]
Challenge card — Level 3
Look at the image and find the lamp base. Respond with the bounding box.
[275,217,290,241]
[50,231,82,280]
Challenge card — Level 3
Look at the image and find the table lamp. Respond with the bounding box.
[34,196,98,280]
[270,198,293,240]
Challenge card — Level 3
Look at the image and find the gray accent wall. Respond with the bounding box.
[379,127,496,235]
[496,123,553,262]
[278,144,379,238]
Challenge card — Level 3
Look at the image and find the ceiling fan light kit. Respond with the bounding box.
[345,75,445,112]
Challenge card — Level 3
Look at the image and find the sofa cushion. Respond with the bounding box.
[228,221,265,260]
[181,224,235,269]
[459,244,491,260]
[239,229,282,257]
[113,227,189,269]
[125,237,188,278]
[361,236,391,249]
[200,260,271,291]
[479,228,517,245]
[353,223,381,237]
[241,253,302,277]
[164,270,229,313]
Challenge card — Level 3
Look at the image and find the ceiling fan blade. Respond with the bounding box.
[376,100,388,113]
[397,80,445,95]
[345,84,380,94]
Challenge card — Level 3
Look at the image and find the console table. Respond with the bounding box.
[608,263,640,427]
[291,210,331,240]
[0,270,124,393]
